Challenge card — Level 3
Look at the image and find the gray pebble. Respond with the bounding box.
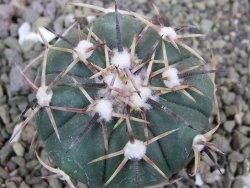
[21,126,35,143]
[233,175,250,188]
[0,19,9,38]
[229,161,238,174]
[22,8,40,23]
[200,19,213,34]
[206,0,216,8]
[0,167,8,179]
[203,172,221,184]
[9,23,19,37]
[232,1,240,15]
[20,181,31,188]
[223,121,235,133]
[223,172,233,188]
[4,48,23,65]
[235,112,244,125]
[76,182,88,188]
[243,111,250,125]
[225,105,238,116]
[222,91,236,105]
[21,40,35,53]
[5,181,17,188]
[213,133,231,153]
[1,73,9,84]
[4,37,21,53]
[0,104,10,124]
[9,66,36,94]
[11,96,28,112]
[11,156,25,167]
[194,2,206,11]
[213,40,227,49]
[228,151,244,162]
[232,130,250,150]
[23,50,41,60]
[33,17,51,31]
[25,175,42,185]
[53,15,64,34]
[0,41,4,53]
[12,143,25,157]
[31,1,44,14]
[19,167,28,177]
[44,2,56,19]
[48,178,63,188]
[26,160,38,170]
[32,183,48,188]
[6,161,17,171]
[238,125,250,136]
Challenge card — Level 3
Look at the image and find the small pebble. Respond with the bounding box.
[228,151,244,162]
[12,143,25,157]
[0,104,10,124]
[223,120,235,133]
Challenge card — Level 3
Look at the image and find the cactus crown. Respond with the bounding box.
[13,1,223,187]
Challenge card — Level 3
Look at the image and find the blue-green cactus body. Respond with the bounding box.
[35,12,214,187]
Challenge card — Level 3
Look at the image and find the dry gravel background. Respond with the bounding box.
[0,0,250,187]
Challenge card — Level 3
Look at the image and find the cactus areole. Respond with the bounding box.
[35,6,215,188]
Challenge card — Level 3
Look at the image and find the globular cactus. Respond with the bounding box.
[12,1,224,187]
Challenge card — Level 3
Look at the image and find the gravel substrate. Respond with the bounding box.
[0,0,249,187]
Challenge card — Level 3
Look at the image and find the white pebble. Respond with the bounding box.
[162,68,181,88]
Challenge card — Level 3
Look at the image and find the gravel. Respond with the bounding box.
[0,0,249,187]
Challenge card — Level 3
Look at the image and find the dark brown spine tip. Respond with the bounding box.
[178,70,217,79]
[203,147,223,174]
[115,0,123,52]
[146,98,193,129]
[45,27,75,48]
[141,35,162,63]
[66,113,99,152]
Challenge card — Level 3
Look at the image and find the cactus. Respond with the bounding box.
[12,1,224,187]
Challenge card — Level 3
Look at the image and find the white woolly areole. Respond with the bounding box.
[73,40,94,60]
[126,74,142,91]
[162,68,181,88]
[192,134,206,152]
[104,73,123,88]
[36,86,53,107]
[111,49,131,69]
[130,87,152,109]
[159,27,178,40]
[94,99,113,122]
[123,139,147,160]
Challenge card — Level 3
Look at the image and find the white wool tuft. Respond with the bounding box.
[111,49,131,69]
[130,86,152,109]
[192,134,206,152]
[73,40,94,60]
[104,73,123,88]
[126,74,142,91]
[159,27,178,40]
[123,139,147,160]
[36,86,53,107]
[162,68,181,88]
[104,73,124,96]
[94,99,113,122]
